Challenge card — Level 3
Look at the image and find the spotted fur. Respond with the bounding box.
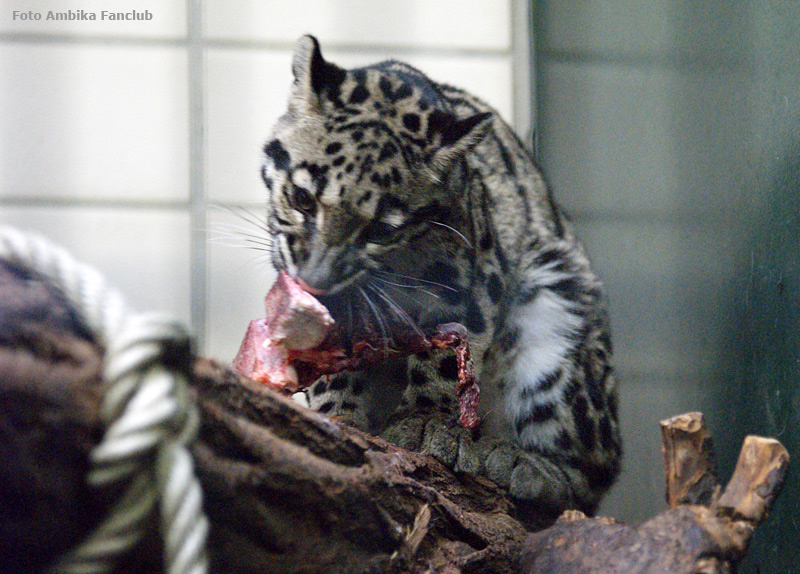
[261,35,621,529]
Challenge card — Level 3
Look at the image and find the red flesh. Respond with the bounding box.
[234,272,480,429]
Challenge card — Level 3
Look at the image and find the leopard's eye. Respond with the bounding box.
[362,219,395,245]
[291,185,316,216]
[362,210,406,246]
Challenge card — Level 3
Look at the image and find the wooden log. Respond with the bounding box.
[660,412,719,507]
[190,358,527,574]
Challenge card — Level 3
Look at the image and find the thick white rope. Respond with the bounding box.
[0,226,209,574]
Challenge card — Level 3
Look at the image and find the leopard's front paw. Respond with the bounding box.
[380,414,427,452]
[382,414,491,476]
[484,442,578,529]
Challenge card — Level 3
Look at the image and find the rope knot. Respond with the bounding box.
[0,226,208,574]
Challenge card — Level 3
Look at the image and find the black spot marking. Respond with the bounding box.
[349,84,369,104]
[410,367,428,387]
[414,350,431,361]
[375,193,409,218]
[584,363,607,411]
[520,369,561,401]
[341,401,358,411]
[428,111,490,147]
[345,163,355,173]
[352,130,364,142]
[438,355,459,380]
[317,401,335,414]
[395,84,413,100]
[534,249,567,269]
[415,394,436,409]
[496,137,516,176]
[486,272,503,304]
[328,376,349,391]
[496,328,519,353]
[479,231,493,251]
[538,369,561,392]
[515,403,556,435]
[391,167,402,184]
[378,76,393,100]
[568,457,618,491]
[264,139,290,171]
[599,415,615,451]
[371,172,393,189]
[464,297,486,333]
[332,155,346,167]
[356,154,375,184]
[376,76,413,103]
[352,69,367,84]
[556,430,573,450]
[572,396,596,450]
[547,192,566,237]
[378,141,398,162]
[311,379,328,396]
[351,379,364,396]
[297,162,329,198]
[564,379,581,405]
[402,113,421,133]
[357,190,372,206]
[550,277,580,301]
[325,142,343,155]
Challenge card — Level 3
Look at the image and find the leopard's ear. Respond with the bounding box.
[427,111,492,175]
[290,35,346,115]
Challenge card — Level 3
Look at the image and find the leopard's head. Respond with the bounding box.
[262,35,490,331]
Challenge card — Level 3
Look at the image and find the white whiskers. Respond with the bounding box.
[427,220,473,250]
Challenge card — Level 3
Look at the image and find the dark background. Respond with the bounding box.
[533,2,800,571]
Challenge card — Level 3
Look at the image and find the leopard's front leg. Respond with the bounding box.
[381,342,621,530]
[306,358,408,433]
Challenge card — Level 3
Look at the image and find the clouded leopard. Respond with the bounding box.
[261,35,621,528]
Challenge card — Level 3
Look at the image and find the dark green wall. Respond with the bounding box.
[534,2,799,571]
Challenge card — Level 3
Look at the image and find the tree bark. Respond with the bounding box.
[190,358,526,574]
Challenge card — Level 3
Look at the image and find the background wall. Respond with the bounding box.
[534,2,800,572]
[2,2,798,572]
